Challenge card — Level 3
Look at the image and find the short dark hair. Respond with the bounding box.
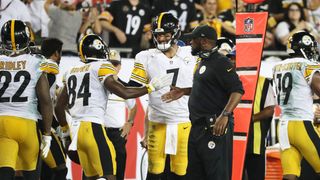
[41,38,63,58]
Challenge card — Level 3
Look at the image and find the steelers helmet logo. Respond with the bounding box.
[208,141,215,149]
[199,65,206,74]
[302,35,312,46]
[92,39,103,50]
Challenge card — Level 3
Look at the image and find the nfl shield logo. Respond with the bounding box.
[244,18,254,32]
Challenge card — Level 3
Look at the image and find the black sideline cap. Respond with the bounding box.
[183,25,217,41]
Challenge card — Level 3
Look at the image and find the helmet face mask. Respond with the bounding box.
[78,34,110,63]
[1,20,30,55]
[287,31,319,62]
[152,12,181,52]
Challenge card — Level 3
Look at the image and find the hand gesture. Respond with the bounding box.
[148,73,173,92]
[120,122,133,139]
[213,115,229,136]
[161,86,185,103]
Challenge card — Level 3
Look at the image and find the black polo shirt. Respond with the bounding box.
[188,51,244,123]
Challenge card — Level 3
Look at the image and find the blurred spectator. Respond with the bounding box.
[198,0,237,39]
[197,0,222,37]
[24,0,50,45]
[263,31,276,50]
[308,0,320,34]
[0,0,31,31]
[101,0,151,57]
[217,0,232,13]
[78,5,102,42]
[151,0,199,32]
[274,2,319,50]
[217,0,243,41]
[44,0,82,55]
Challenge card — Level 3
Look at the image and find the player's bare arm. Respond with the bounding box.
[105,75,149,99]
[252,106,275,122]
[55,86,69,128]
[311,72,320,97]
[105,73,173,99]
[36,73,53,135]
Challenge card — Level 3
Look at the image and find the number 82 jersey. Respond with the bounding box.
[273,57,320,121]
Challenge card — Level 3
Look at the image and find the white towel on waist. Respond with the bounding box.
[69,120,80,151]
[165,124,178,155]
[279,120,290,150]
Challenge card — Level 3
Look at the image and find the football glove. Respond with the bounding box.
[56,125,70,149]
[146,73,173,93]
[40,135,52,158]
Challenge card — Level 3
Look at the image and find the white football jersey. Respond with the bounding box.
[63,61,116,125]
[130,46,197,124]
[0,54,47,120]
[104,94,136,128]
[273,57,320,121]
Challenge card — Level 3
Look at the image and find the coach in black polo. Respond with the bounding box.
[161,25,244,180]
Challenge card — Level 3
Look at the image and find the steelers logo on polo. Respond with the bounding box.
[199,65,206,74]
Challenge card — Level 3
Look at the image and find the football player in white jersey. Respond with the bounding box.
[0,20,53,180]
[129,12,197,180]
[40,38,69,180]
[273,31,320,180]
[55,34,172,180]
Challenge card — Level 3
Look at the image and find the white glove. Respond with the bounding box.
[56,126,70,149]
[40,135,52,158]
[147,73,173,93]
[56,126,70,139]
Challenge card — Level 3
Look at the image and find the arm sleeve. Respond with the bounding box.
[46,5,60,20]
[304,64,320,85]
[39,59,59,75]
[130,52,149,85]
[214,57,244,94]
[97,62,117,83]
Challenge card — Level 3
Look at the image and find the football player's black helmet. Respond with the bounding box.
[217,37,234,54]
[78,34,109,63]
[1,20,30,53]
[287,31,319,62]
[152,12,181,51]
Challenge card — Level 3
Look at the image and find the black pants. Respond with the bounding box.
[244,153,265,180]
[106,128,127,180]
[186,118,234,180]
